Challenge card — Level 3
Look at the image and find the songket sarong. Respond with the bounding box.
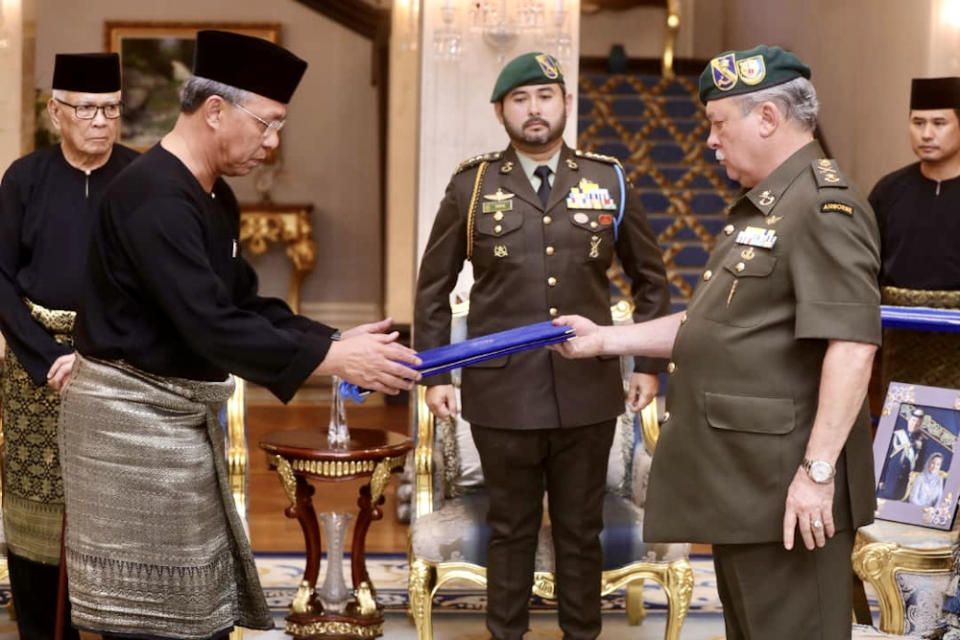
[58,355,272,638]
[1,299,74,564]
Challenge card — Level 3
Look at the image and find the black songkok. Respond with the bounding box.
[52,53,121,93]
[193,30,308,104]
[910,77,960,110]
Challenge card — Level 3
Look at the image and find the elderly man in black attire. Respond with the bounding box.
[0,52,137,640]
[58,31,420,640]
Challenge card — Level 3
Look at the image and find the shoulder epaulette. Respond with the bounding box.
[574,149,623,168]
[811,158,848,189]
[456,151,502,174]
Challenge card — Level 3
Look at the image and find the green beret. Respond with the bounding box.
[490,52,565,102]
[698,45,811,105]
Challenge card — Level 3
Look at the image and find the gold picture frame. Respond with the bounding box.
[104,21,281,151]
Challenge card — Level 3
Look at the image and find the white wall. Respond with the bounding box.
[35,0,382,326]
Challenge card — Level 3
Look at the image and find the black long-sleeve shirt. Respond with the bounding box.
[869,162,960,289]
[75,144,334,403]
[0,143,139,383]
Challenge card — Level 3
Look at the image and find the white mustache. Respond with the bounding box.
[715,149,726,162]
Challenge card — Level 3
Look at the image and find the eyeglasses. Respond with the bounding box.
[55,98,122,120]
[232,102,286,137]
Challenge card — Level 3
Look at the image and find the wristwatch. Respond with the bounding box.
[802,458,836,484]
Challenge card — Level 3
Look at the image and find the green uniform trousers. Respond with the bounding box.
[713,529,856,640]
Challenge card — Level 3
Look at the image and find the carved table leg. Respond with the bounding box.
[352,484,384,594]
[273,455,322,614]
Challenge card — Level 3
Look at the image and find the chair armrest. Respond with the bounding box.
[414,385,441,519]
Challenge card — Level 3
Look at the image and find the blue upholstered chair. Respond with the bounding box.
[407,301,693,640]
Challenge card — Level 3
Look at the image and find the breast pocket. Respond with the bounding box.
[567,211,615,265]
[702,247,778,328]
[473,209,525,269]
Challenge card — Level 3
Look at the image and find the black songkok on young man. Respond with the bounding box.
[910,77,960,110]
[52,52,121,93]
[193,30,307,103]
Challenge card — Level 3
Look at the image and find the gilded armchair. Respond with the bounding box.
[407,301,693,640]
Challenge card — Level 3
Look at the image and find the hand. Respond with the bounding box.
[783,466,835,551]
[627,372,658,411]
[425,385,458,419]
[320,332,421,395]
[340,317,394,341]
[47,352,77,394]
[550,315,604,359]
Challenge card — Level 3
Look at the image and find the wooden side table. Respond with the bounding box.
[260,428,412,639]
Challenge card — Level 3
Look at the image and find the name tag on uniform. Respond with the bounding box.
[735,226,777,249]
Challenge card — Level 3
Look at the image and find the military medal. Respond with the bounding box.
[494,244,508,258]
[735,226,777,249]
[589,235,601,258]
[567,178,617,210]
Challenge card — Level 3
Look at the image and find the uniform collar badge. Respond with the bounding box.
[757,190,776,206]
[711,53,738,91]
[500,161,514,174]
[565,158,578,170]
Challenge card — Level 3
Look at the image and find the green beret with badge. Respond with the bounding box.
[490,51,565,102]
[698,44,811,105]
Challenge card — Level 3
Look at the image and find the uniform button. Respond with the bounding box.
[493,211,504,221]
[543,215,552,225]
[547,276,557,287]
[667,361,676,374]
[703,270,713,281]
[494,224,503,234]
[590,221,599,229]
[735,262,745,272]
[549,307,558,317]
[661,411,671,423]
[680,313,688,325]
[724,224,735,235]
[545,246,555,256]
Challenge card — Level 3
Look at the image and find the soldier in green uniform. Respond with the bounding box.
[553,45,881,639]
[414,52,670,639]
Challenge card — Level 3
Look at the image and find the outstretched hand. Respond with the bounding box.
[322,331,421,395]
[341,317,395,340]
[549,315,605,359]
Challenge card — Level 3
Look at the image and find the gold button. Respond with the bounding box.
[667,362,676,374]
[545,246,555,256]
[703,270,713,281]
[547,277,557,287]
[735,262,745,272]
[543,215,552,225]
[493,211,504,221]
[680,313,688,325]
[590,221,599,229]
[494,224,503,234]
[549,307,558,317]
[662,411,671,423]
[724,224,735,235]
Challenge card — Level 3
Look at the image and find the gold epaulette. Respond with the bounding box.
[456,151,503,174]
[574,149,623,168]
[811,158,848,188]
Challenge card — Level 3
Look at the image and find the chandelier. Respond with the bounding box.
[433,0,572,65]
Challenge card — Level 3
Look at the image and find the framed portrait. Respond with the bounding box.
[874,381,960,530]
[104,21,281,150]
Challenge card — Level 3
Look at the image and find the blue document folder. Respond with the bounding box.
[881,305,960,333]
[339,321,574,401]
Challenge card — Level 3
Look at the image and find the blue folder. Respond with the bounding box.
[880,305,960,333]
[339,321,574,401]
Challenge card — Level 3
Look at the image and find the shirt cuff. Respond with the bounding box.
[271,339,331,404]
[795,301,881,345]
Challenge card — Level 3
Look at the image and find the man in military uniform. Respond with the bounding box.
[414,52,669,639]
[553,45,880,639]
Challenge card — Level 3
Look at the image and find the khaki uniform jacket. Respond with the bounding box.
[645,141,881,544]
[414,144,670,430]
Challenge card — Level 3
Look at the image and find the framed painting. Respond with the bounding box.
[104,21,281,150]
[874,381,960,530]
